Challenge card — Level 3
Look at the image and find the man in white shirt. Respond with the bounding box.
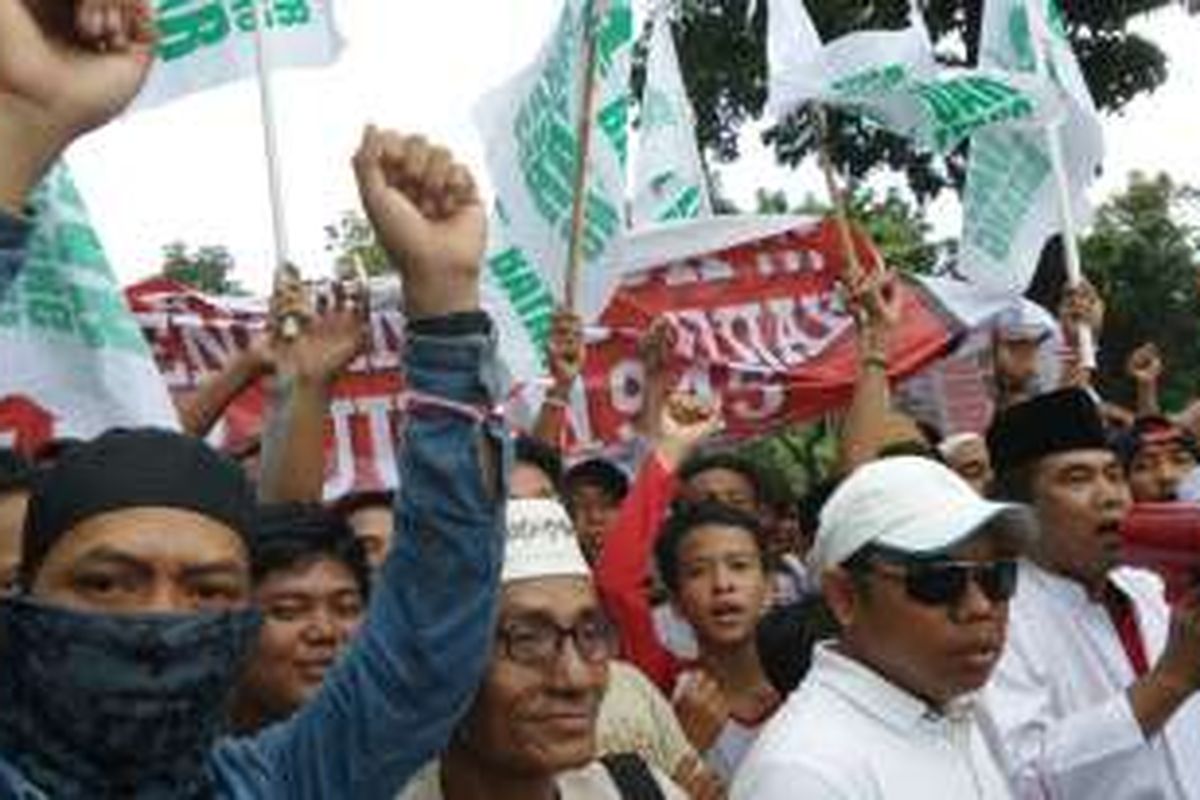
[733,456,1031,799]
[984,388,1200,799]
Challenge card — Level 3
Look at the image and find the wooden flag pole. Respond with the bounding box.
[816,107,866,287]
[250,0,301,337]
[1027,3,1096,368]
[564,0,603,313]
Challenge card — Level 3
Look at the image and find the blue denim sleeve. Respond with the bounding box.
[213,321,508,799]
[0,211,32,301]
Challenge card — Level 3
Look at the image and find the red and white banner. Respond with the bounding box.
[123,217,975,499]
[575,217,964,449]
[126,276,409,500]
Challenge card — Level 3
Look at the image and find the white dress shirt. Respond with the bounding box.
[732,644,1014,799]
[982,561,1200,799]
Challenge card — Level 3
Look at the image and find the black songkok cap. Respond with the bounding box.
[987,388,1109,474]
[20,428,256,588]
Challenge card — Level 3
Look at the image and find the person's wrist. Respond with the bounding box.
[547,379,574,401]
[402,272,480,321]
[0,127,59,217]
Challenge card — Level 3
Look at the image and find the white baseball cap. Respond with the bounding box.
[810,456,1030,577]
[502,498,592,584]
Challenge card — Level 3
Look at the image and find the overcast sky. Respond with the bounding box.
[67,1,1200,294]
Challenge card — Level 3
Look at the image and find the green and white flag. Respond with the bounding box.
[475,0,634,326]
[631,12,712,227]
[767,0,1066,155]
[960,0,1103,295]
[134,0,343,109]
[0,165,178,449]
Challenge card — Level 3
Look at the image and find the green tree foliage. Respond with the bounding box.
[160,241,242,295]
[323,210,391,278]
[670,0,1172,199]
[1085,173,1200,409]
[752,185,948,275]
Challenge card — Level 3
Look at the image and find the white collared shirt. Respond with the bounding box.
[731,644,1014,799]
[982,562,1200,799]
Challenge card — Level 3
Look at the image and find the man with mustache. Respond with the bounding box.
[984,388,1200,798]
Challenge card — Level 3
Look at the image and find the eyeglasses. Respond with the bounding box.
[868,559,1018,607]
[497,614,616,668]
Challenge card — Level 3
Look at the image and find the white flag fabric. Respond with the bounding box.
[0,165,179,452]
[134,0,343,109]
[960,0,1104,295]
[631,13,712,227]
[475,0,635,324]
[767,0,1066,155]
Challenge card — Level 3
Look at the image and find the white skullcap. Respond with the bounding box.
[502,498,592,584]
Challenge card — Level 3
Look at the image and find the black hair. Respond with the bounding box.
[756,596,841,695]
[654,500,768,595]
[253,503,371,599]
[563,458,629,503]
[330,490,396,520]
[0,449,36,495]
[515,435,565,497]
[989,463,1036,504]
[677,450,767,506]
[795,478,840,540]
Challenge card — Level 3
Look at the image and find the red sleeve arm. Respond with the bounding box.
[596,452,680,693]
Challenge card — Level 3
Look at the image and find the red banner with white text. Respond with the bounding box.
[124,218,966,498]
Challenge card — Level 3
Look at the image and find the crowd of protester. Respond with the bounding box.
[2,1,1200,798]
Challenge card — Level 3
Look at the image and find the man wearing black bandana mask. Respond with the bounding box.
[0,4,507,796]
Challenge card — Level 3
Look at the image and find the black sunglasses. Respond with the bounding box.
[869,559,1019,607]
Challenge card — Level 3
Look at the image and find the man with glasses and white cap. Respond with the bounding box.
[399,498,691,800]
[732,456,1032,799]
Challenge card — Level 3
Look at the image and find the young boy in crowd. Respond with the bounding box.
[598,394,780,781]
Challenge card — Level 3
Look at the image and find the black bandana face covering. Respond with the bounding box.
[0,598,261,799]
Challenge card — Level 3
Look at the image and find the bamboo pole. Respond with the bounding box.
[564,0,604,313]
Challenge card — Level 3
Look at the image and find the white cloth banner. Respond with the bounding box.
[0,165,179,452]
[631,12,712,227]
[475,0,634,324]
[767,0,1066,155]
[960,0,1104,295]
[134,0,343,109]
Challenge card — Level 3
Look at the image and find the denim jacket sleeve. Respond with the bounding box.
[0,210,32,301]
[214,317,508,799]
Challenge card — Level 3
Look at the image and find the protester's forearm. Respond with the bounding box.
[1135,380,1161,417]
[836,328,890,475]
[0,113,69,217]
[530,384,571,448]
[596,454,680,691]
[251,317,505,796]
[257,376,331,503]
[636,369,670,442]
[176,351,265,437]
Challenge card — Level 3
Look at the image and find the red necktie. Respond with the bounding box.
[1104,586,1150,678]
